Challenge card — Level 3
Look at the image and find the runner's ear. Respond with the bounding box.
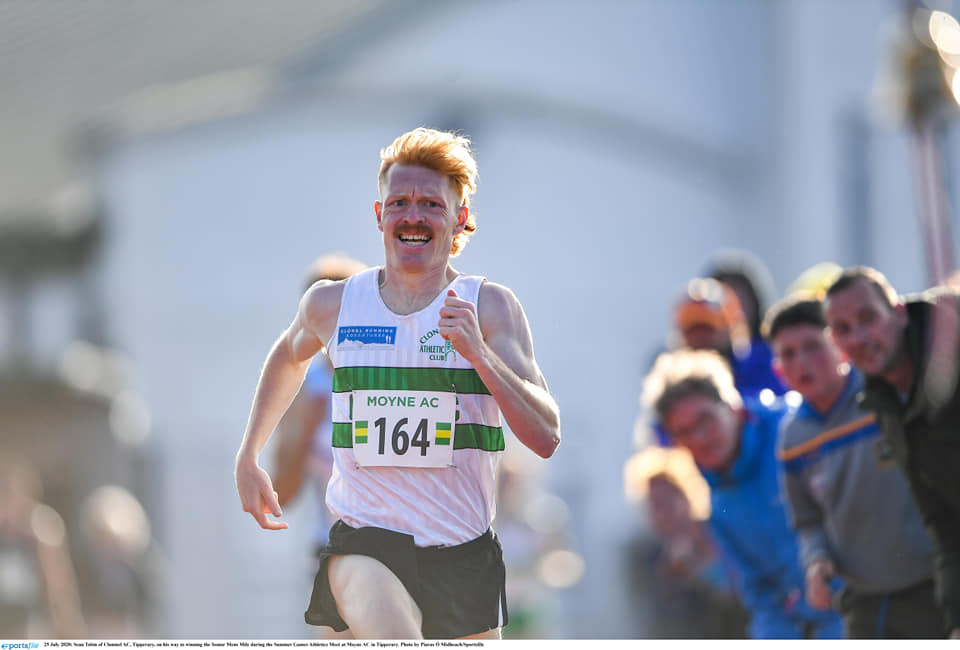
[376,201,387,232]
[454,206,468,233]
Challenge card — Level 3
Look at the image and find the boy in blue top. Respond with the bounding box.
[764,293,941,638]
[641,348,843,639]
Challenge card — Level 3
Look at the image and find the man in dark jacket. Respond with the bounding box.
[824,266,960,639]
[765,293,940,638]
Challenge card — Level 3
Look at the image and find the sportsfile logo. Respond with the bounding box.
[2,643,40,649]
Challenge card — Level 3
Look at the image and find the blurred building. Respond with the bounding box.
[4,0,960,639]
[0,201,161,636]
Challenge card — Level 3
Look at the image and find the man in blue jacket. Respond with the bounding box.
[641,348,843,639]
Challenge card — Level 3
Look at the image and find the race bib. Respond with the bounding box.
[351,390,456,467]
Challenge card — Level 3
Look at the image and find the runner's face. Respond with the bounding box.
[662,393,740,471]
[376,164,466,272]
[824,279,906,377]
[772,324,846,408]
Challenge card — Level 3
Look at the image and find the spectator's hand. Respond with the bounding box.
[949,628,959,640]
[663,536,701,579]
[804,558,835,610]
[235,455,288,530]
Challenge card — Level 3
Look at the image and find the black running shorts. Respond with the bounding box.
[304,520,508,639]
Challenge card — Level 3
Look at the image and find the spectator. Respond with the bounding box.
[824,266,960,639]
[705,249,777,343]
[764,293,942,638]
[671,277,786,401]
[706,250,786,398]
[623,445,748,638]
[640,349,843,639]
[785,261,842,300]
[624,445,715,582]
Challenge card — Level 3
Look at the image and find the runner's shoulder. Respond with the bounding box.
[478,280,528,338]
[478,280,521,313]
[301,278,348,333]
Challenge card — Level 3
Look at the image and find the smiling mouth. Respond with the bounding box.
[398,230,432,246]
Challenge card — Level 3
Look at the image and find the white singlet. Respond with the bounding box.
[323,267,504,547]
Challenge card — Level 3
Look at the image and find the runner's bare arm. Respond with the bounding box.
[273,389,331,508]
[438,283,560,458]
[235,280,343,529]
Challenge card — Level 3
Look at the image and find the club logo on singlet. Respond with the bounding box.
[418,328,456,362]
[338,326,397,348]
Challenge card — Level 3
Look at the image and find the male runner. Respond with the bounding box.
[234,127,561,640]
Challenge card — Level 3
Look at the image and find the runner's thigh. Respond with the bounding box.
[327,554,423,638]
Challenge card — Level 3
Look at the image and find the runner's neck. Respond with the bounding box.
[378,265,459,315]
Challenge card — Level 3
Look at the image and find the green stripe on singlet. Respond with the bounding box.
[332,422,354,447]
[332,366,491,395]
[453,423,505,451]
[332,422,504,452]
